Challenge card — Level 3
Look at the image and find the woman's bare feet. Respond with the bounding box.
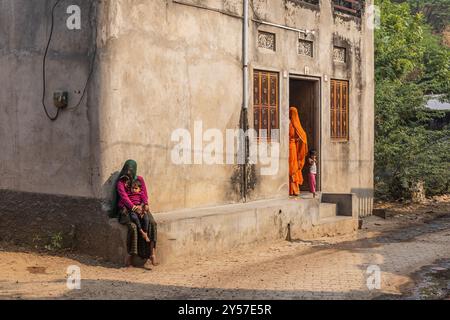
[125,255,132,268]
[150,254,159,266]
[141,230,151,243]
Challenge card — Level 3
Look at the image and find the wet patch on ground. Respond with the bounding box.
[376,259,450,300]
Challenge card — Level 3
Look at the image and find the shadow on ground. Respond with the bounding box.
[0,278,379,300]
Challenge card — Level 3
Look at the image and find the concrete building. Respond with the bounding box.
[0,0,374,264]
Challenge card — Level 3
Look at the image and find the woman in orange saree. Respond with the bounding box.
[289,107,308,196]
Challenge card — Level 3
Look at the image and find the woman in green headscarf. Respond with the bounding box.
[116,160,158,267]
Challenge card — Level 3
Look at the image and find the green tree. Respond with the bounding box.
[420,26,450,97]
[376,0,425,82]
[375,0,450,200]
[396,0,450,32]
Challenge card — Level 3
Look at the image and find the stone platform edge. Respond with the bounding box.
[0,189,357,265]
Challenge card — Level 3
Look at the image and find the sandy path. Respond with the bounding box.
[1,200,450,300]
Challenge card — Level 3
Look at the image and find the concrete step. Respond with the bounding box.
[315,215,353,226]
[308,216,358,238]
[319,203,337,219]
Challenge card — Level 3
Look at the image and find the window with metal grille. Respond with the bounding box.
[290,0,319,5]
[253,70,279,141]
[330,79,349,141]
[332,0,362,17]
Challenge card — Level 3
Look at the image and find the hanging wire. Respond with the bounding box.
[42,0,97,119]
[42,0,63,121]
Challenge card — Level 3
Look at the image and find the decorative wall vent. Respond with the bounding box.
[298,39,314,57]
[333,46,347,63]
[258,31,276,51]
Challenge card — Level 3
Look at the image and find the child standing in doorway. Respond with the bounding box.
[308,150,318,198]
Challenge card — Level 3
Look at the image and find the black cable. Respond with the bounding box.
[42,0,97,119]
[42,0,62,121]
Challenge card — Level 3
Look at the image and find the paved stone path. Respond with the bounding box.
[1,214,449,300]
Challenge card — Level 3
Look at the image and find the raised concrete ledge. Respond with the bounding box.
[151,198,359,265]
[153,198,322,265]
[0,189,357,266]
[155,198,314,222]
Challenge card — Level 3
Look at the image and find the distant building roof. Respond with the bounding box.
[426,95,450,111]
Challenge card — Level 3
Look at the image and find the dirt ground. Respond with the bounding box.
[1,196,449,300]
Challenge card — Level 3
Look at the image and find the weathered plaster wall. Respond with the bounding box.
[0,0,373,263]
[248,0,375,215]
[0,0,98,197]
[1,0,374,215]
[95,0,246,212]
[95,0,374,214]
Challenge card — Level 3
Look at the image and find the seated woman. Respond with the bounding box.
[116,160,158,268]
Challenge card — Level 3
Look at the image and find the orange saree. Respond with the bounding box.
[289,107,308,196]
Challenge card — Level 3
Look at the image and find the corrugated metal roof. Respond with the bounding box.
[426,95,450,110]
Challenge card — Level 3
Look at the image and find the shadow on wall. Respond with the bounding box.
[101,171,120,216]
[351,188,374,218]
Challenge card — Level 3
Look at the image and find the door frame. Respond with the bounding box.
[288,74,322,192]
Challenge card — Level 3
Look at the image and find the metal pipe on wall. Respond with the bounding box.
[243,0,249,111]
[242,0,249,201]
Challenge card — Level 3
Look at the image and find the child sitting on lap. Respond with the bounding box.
[129,180,151,243]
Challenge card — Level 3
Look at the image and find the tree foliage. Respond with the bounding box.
[396,0,450,32]
[375,0,450,200]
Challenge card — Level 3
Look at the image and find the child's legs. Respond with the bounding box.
[141,213,150,233]
[129,212,143,232]
[308,173,316,193]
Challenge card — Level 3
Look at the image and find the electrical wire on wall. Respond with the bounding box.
[42,0,97,121]
[42,0,62,121]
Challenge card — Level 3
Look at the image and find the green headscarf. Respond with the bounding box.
[109,159,138,218]
[119,159,138,181]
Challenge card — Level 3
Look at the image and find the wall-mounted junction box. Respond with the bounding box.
[53,91,69,109]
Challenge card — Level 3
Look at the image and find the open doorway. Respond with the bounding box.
[289,77,321,192]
